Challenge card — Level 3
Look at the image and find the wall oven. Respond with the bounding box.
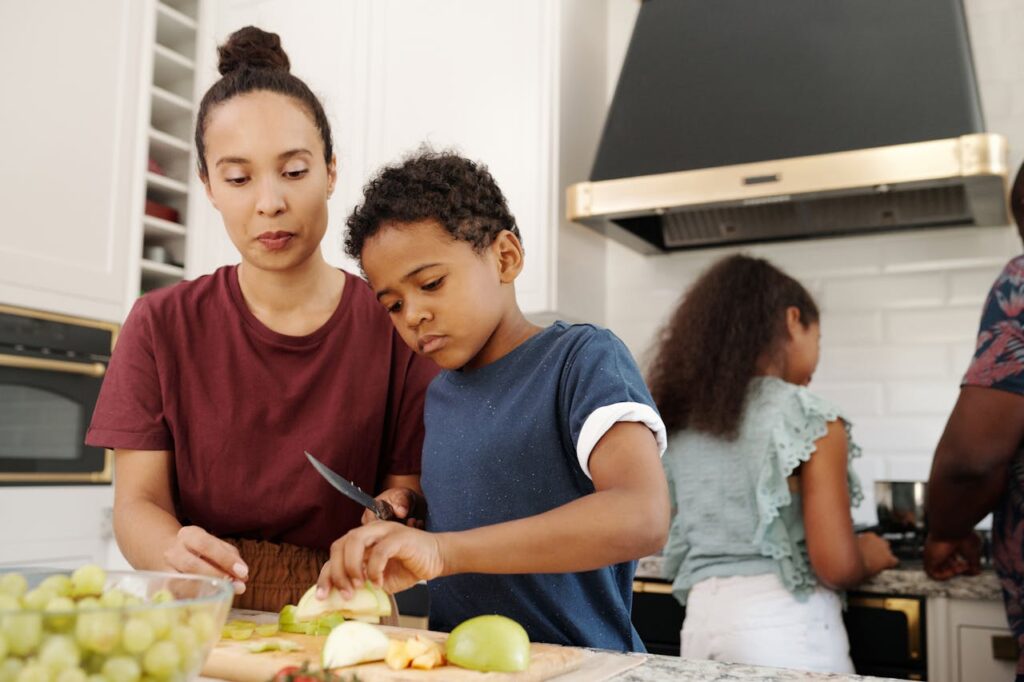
[0,304,117,484]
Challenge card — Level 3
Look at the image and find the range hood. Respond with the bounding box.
[568,0,1009,253]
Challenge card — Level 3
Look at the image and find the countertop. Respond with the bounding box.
[637,555,1004,601]
[611,654,901,681]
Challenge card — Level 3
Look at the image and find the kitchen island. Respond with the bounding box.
[596,654,902,681]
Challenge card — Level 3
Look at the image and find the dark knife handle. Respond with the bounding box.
[375,499,397,522]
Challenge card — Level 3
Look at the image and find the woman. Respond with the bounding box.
[86,26,438,611]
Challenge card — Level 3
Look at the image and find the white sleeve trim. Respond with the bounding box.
[575,402,668,480]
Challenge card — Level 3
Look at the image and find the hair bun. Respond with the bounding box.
[217,26,290,76]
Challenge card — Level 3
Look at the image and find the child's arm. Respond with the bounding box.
[801,420,898,589]
[317,421,669,598]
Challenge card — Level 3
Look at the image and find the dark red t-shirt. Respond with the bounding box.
[86,266,439,550]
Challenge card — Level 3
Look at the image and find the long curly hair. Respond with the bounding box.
[345,149,520,260]
[647,254,819,439]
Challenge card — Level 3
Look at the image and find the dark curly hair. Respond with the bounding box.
[647,254,819,439]
[195,26,333,179]
[345,150,520,260]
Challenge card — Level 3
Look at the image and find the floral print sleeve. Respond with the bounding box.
[962,255,1024,391]
[962,255,1024,677]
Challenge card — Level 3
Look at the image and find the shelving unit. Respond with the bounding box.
[138,0,202,294]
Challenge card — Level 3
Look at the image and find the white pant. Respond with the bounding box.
[681,573,855,674]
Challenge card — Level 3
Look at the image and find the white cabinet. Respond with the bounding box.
[0,487,113,569]
[206,0,610,322]
[928,597,1017,682]
[0,1,146,322]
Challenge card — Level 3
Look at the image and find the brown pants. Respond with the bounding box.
[224,538,328,613]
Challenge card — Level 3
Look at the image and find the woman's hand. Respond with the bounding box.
[361,488,425,528]
[318,522,445,598]
[164,525,249,594]
[856,531,899,577]
[923,532,982,580]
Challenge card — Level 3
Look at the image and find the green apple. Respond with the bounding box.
[445,615,530,673]
[293,583,390,622]
[321,621,389,669]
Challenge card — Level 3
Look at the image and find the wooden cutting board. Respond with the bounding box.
[201,625,586,682]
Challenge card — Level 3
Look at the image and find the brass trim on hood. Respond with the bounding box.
[567,133,1008,225]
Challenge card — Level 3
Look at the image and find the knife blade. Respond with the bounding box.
[304,450,396,521]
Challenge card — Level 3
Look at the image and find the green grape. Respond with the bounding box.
[0,595,18,612]
[3,612,43,656]
[43,597,76,633]
[54,669,86,682]
[0,631,7,662]
[121,618,154,655]
[141,610,171,640]
[69,566,105,599]
[38,577,72,599]
[21,589,57,611]
[149,590,173,605]
[187,612,214,643]
[85,675,106,682]
[14,662,49,682]
[74,612,119,653]
[98,590,126,609]
[0,576,26,600]
[122,596,142,607]
[168,626,199,672]
[0,661,21,682]
[38,635,81,673]
[101,656,140,682]
[74,599,99,612]
[142,641,180,679]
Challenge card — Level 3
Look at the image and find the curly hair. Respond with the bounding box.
[646,254,819,439]
[195,26,333,179]
[345,150,520,260]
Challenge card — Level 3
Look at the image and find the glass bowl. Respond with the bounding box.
[0,567,233,682]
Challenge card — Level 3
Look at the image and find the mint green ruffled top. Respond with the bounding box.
[661,376,863,605]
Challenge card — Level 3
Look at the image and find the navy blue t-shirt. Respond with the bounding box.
[421,322,666,652]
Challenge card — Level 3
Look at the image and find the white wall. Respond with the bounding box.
[602,0,1024,525]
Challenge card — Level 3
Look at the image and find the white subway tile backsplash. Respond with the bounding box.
[815,346,949,381]
[880,227,1018,274]
[886,381,960,416]
[819,312,883,344]
[842,417,947,454]
[821,272,945,311]
[885,456,935,483]
[949,267,1002,306]
[883,308,981,343]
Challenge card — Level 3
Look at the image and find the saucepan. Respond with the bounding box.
[874,480,927,533]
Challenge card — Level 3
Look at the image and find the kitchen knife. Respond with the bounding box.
[304,450,396,521]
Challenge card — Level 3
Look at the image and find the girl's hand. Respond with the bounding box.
[361,487,425,528]
[164,525,248,594]
[856,531,899,577]
[318,522,445,598]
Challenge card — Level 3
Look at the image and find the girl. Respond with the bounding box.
[648,254,897,672]
[86,27,437,611]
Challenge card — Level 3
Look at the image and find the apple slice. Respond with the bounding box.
[321,621,390,669]
[294,583,391,622]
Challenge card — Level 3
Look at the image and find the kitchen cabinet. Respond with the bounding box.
[927,597,1017,682]
[0,0,211,322]
[202,0,609,322]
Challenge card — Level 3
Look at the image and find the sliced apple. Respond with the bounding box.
[294,583,391,622]
[321,621,390,669]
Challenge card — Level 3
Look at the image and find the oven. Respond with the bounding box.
[845,593,927,680]
[0,304,118,484]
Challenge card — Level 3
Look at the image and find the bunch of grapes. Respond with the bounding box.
[0,565,223,682]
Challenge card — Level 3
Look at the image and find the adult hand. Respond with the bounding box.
[923,532,982,581]
[163,525,248,594]
[318,521,445,599]
[361,487,425,528]
[856,531,899,577]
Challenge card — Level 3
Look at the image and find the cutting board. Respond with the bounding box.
[201,625,586,682]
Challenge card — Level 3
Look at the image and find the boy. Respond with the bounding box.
[318,151,669,651]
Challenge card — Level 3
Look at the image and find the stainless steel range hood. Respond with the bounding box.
[568,0,1009,253]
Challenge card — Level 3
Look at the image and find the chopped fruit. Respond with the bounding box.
[385,635,445,671]
[245,639,302,654]
[321,622,389,669]
[294,584,390,622]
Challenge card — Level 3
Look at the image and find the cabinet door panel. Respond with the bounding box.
[958,625,1017,682]
[0,0,141,321]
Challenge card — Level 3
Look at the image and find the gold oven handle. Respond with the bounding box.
[0,353,106,378]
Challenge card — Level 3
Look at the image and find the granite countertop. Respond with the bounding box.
[610,654,902,681]
[854,565,1002,601]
